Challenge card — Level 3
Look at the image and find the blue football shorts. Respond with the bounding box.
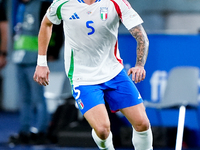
[72,69,143,115]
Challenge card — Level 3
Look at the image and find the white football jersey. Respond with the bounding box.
[46,0,143,85]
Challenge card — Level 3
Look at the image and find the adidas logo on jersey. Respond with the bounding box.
[69,13,80,20]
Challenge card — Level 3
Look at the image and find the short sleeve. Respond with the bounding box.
[46,0,69,25]
[46,4,62,25]
[115,0,143,30]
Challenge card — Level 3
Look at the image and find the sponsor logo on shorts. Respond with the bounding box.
[77,99,84,110]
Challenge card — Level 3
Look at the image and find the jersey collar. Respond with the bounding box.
[77,0,101,3]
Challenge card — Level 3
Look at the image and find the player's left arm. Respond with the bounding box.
[128,24,149,83]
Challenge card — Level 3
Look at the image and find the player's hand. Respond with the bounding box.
[128,66,146,83]
[33,65,50,86]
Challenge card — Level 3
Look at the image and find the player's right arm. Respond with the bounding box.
[33,15,53,86]
[38,15,53,55]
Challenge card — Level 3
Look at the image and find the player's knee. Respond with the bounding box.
[94,124,110,140]
[134,118,150,132]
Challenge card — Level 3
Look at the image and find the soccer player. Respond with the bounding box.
[33,0,153,149]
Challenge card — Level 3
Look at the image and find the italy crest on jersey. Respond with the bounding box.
[77,99,84,110]
[100,7,108,21]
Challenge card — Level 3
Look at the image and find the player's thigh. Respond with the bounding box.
[120,103,150,131]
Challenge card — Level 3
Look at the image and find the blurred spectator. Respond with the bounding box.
[9,0,63,145]
[0,0,8,110]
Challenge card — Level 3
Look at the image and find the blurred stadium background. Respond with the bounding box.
[1,0,200,149]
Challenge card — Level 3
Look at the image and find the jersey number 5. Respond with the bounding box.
[86,21,95,35]
[73,86,80,100]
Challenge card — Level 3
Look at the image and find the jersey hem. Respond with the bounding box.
[72,66,124,86]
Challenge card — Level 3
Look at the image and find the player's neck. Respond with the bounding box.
[83,0,96,5]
